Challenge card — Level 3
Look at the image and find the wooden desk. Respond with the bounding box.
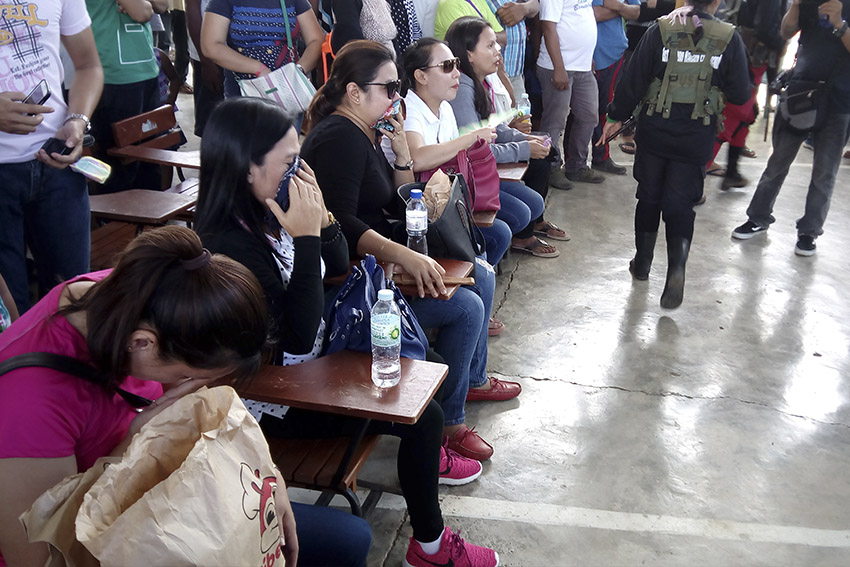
[473,210,497,227]
[497,162,529,182]
[324,258,474,300]
[390,258,474,300]
[89,189,197,225]
[108,146,201,171]
[243,350,448,424]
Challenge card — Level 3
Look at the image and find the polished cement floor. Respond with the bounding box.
[177,91,850,565]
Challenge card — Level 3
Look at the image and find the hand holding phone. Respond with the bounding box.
[0,82,53,135]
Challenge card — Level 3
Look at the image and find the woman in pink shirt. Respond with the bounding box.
[0,226,271,566]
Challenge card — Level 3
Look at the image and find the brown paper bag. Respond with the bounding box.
[73,386,285,567]
[21,457,121,567]
[423,169,452,221]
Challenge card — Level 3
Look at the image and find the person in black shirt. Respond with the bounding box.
[732,0,850,257]
[602,0,750,309]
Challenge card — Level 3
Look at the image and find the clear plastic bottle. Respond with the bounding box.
[406,188,428,255]
[371,289,401,388]
[517,93,532,119]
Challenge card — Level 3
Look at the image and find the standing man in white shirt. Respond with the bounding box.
[536,0,599,188]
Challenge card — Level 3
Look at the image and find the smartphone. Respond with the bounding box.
[40,137,73,156]
[22,79,50,106]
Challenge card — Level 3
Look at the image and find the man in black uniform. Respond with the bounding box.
[601,0,750,309]
[732,0,850,257]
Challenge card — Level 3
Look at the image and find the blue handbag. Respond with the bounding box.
[323,255,429,360]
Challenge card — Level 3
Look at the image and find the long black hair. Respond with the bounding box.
[60,226,269,386]
[445,16,493,120]
[194,97,295,253]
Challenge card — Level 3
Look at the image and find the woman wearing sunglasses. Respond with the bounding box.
[446,17,569,258]
[301,39,502,567]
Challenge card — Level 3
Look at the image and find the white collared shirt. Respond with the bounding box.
[403,89,460,144]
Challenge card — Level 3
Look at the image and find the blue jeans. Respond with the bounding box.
[497,180,545,239]
[0,160,90,313]
[291,501,372,566]
[479,218,512,265]
[410,258,495,425]
[747,112,850,237]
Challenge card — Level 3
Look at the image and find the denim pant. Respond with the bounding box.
[410,258,495,426]
[291,501,372,566]
[536,67,599,171]
[746,112,850,237]
[479,218,512,265]
[497,180,545,239]
[0,160,90,313]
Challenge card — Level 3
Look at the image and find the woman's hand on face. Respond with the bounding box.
[402,250,447,298]
[380,114,411,157]
[528,139,550,159]
[266,175,324,238]
[298,159,332,228]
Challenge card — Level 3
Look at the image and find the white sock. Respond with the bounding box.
[416,534,443,555]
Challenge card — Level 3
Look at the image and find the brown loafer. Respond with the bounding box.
[444,425,494,461]
[466,377,522,402]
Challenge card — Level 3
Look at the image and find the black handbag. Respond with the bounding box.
[397,174,485,264]
[778,78,829,135]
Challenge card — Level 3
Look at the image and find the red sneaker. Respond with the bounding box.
[444,425,494,461]
[404,527,499,567]
[466,377,521,402]
[439,445,483,486]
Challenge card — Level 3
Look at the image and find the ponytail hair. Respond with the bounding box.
[60,226,269,386]
[445,16,494,120]
[305,40,396,131]
[401,37,445,97]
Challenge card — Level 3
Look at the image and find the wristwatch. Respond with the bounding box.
[394,158,414,171]
[64,113,91,133]
[833,20,848,38]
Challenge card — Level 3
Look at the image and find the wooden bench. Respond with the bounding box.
[242,351,448,517]
[107,104,190,189]
[90,221,139,271]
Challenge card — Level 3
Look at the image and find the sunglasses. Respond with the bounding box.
[422,58,461,73]
[364,80,401,99]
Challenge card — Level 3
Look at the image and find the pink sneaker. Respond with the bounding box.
[439,445,483,486]
[404,527,499,567]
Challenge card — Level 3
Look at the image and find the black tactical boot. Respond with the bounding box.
[660,236,691,309]
[629,232,658,281]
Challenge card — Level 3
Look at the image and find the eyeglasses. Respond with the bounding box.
[421,58,461,73]
[364,80,401,99]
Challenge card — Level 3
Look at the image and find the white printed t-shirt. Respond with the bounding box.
[0,0,91,163]
[537,0,597,72]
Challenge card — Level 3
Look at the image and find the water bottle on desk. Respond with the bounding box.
[406,189,428,255]
[371,289,401,388]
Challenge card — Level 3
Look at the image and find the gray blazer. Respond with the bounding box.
[448,73,531,163]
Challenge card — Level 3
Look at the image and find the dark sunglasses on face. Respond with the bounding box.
[364,80,401,99]
[422,58,461,73]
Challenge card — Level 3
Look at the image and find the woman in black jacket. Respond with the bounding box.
[194,97,492,567]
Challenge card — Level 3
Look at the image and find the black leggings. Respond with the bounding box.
[260,399,445,542]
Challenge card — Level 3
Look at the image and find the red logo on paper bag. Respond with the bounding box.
[240,463,282,566]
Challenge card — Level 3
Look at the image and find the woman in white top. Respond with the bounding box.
[401,37,565,262]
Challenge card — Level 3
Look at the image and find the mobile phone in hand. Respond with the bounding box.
[41,137,73,156]
[22,79,50,106]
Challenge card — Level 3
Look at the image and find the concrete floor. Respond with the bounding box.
[176,90,850,565]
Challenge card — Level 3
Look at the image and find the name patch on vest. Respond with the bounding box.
[661,48,723,69]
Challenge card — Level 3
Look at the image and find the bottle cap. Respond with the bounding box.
[410,189,423,199]
[377,289,394,301]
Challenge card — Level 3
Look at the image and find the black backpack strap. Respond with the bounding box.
[0,352,153,409]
